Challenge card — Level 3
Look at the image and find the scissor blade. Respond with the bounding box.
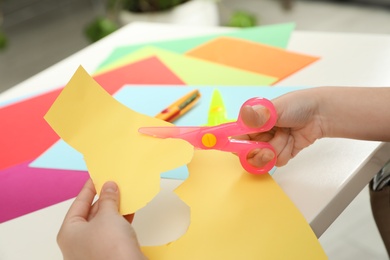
[138,127,201,138]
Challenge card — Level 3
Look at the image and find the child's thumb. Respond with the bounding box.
[98,181,120,213]
[240,105,270,128]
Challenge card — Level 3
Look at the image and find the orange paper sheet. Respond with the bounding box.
[44,66,193,214]
[143,150,327,259]
[186,37,319,80]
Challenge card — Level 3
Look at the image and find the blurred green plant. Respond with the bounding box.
[122,0,189,12]
[84,0,189,42]
[227,10,257,28]
[0,30,6,50]
[0,7,7,51]
[84,1,257,42]
[84,16,118,43]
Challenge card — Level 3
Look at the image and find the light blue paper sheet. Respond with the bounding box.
[30,86,309,179]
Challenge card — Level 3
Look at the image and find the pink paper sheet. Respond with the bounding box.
[0,160,89,223]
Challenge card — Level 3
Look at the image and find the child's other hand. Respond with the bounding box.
[57,179,146,260]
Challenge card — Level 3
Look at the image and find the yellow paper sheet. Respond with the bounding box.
[142,150,327,259]
[44,66,194,214]
[45,67,326,258]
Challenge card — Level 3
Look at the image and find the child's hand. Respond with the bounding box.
[238,90,324,168]
[57,179,146,260]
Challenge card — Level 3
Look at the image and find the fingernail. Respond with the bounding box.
[241,106,262,128]
[252,105,270,127]
[253,105,270,118]
[262,152,275,163]
[103,181,118,193]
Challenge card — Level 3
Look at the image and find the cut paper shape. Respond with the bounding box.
[186,37,320,80]
[206,89,234,126]
[0,57,184,171]
[44,67,194,214]
[0,160,89,223]
[142,150,327,259]
[31,86,309,180]
[95,47,278,86]
[97,23,295,70]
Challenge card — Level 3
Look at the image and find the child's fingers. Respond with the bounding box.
[247,148,275,168]
[96,181,120,215]
[64,179,96,222]
[275,135,295,167]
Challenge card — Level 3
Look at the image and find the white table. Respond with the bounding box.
[1,22,390,259]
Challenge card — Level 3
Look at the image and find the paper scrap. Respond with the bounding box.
[206,89,234,126]
[44,66,194,214]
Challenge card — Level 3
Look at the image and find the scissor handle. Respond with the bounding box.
[236,97,277,134]
[235,97,277,174]
[238,142,277,174]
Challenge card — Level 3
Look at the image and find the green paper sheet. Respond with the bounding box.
[96,47,277,86]
[97,23,295,70]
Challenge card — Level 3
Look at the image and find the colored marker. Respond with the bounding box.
[155,89,201,122]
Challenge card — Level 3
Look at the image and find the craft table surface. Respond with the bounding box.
[1,22,390,259]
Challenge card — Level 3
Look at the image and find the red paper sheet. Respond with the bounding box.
[0,57,185,171]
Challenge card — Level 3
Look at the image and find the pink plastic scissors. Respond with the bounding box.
[138,97,277,174]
